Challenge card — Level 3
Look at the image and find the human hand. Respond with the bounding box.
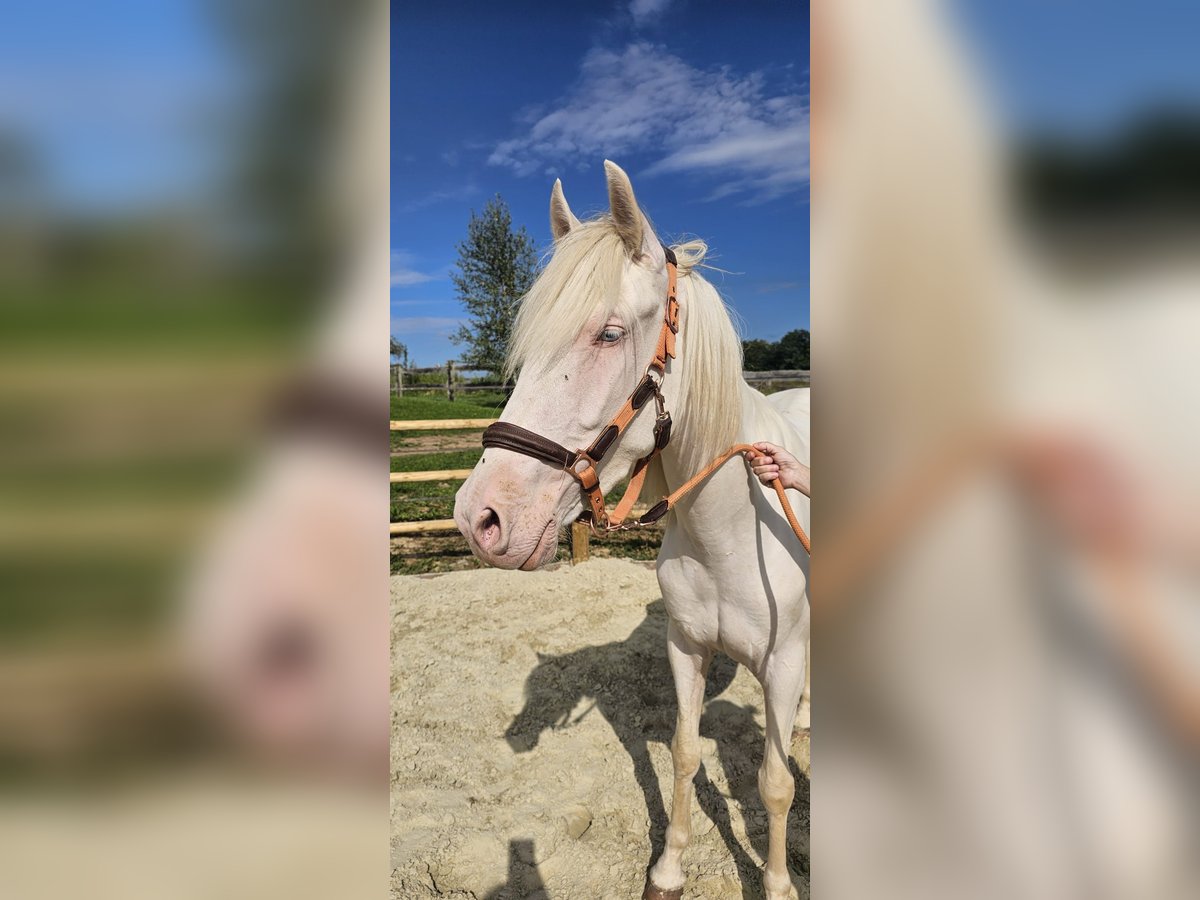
[746,442,811,497]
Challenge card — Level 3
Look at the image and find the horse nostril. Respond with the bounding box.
[475,506,502,549]
[257,618,317,682]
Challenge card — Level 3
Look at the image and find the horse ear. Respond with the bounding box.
[550,178,579,242]
[604,160,655,259]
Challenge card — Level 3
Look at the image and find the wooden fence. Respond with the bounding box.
[391,363,807,398]
[389,417,491,536]
[391,362,508,399]
[389,369,809,561]
[743,369,811,390]
[389,415,593,561]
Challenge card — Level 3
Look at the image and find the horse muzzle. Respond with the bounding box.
[454,471,562,570]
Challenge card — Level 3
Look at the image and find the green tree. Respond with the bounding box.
[449,195,539,377]
[776,329,810,369]
[741,338,777,371]
[390,337,409,367]
[741,329,810,370]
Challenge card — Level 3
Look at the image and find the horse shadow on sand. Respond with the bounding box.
[504,598,809,899]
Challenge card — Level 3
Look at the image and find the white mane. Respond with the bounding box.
[651,239,744,487]
[505,219,628,380]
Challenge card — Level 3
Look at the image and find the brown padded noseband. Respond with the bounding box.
[479,421,576,471]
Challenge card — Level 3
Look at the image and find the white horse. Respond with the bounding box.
[454,161,809,900]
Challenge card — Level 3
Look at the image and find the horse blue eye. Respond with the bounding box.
[599,327,622,343]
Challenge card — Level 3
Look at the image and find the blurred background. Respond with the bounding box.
[814,1,1200,898]
[0,0,386,898]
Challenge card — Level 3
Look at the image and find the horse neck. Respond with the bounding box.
[657,383,758,552]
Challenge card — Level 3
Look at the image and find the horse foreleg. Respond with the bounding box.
[760,656,806,900]
[645,620,710,900]
[794,635,811,731]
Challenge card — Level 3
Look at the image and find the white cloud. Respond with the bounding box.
[391,270,434,287]
[487,41,808,203]
[629,0,674,27]
[390,250,439,286]
[396,182,477,214]
[392,316,463,335]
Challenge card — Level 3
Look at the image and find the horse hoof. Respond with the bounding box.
[643,880,684,900]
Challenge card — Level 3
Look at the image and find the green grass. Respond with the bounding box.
[390,393,506,450]
[390,450,482,521]
[391,449,482,472]
[0,281,309,353]
[391,481,459,522]
[0,454,242,503]
[390,392,507,421]
[0,554,179,641]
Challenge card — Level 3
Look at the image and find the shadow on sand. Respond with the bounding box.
[483,839,549,900]
[504,598,809,898]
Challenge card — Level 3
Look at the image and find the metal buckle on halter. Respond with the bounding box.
[581,505,613,535]
[643,364,664,391]
[569,454,600,489]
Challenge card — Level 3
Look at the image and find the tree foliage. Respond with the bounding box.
[742,329,809,370]
[449,196,539,376]
[390,337,408,367]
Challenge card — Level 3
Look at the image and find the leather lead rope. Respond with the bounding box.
[601,443,810,556]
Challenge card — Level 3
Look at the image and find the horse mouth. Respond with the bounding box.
[518,518,558,571]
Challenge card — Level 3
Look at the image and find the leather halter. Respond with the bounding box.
[482,245,681,532]
[481,245,811,554]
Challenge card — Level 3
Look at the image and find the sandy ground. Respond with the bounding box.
[391,558,809,899]
[391,430,485,456]
[0,776,382,900]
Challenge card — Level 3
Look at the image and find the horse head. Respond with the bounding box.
[455,161,677,569]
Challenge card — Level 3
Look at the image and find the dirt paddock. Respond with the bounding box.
[391,558,809,899]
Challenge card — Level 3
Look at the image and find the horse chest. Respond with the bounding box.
[657,559,781,667]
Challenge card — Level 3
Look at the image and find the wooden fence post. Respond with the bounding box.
[446,360,456,401]
[398,366,404,396]
[570,521,590,565]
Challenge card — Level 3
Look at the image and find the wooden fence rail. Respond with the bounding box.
[390,361,512,399]
[743,370,810,380]
[391,363,807,398]
[388,418,497,431]
[390,519,457,536]
[390,469,474,483]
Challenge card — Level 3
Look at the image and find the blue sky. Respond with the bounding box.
[955,1,1200,140]
[391,0,811,366]
[0,0,229,213]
